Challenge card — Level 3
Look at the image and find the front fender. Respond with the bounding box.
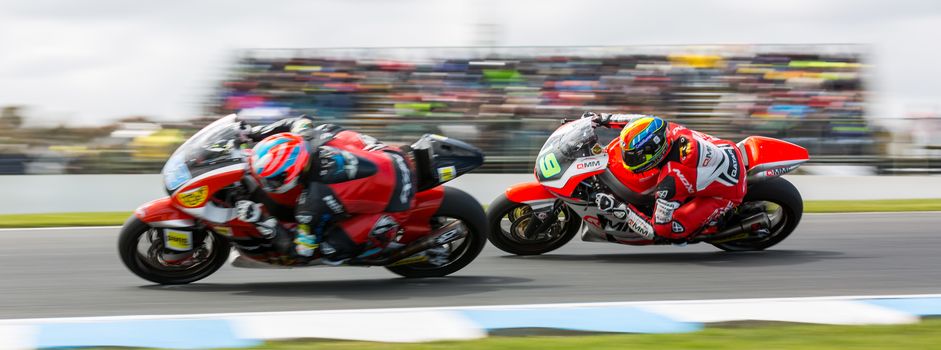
[134,197,196,228]
[505,182,557,209]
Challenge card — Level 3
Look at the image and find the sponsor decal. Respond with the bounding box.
[538,153,562,178]
[672,221,685,233]
[701,146,714,167]
[341,151,359,178]
[591,143,604,155]
[765,166,794,177]
[583,215,602,228]
[654,199,680,225]
[656,190,669,199]
[575,158,603,170]
[627,211,655,239]
[437,166,457,181]
[177,186,209,208]
[164,229,193,251]
[723,146,740,178]
[322,195,344,214]
[391,153,413,205]
[672,168,694,193]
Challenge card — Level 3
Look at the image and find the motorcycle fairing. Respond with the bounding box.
[567,201,652,244]
[134,197,195,228]
[506,182,558,210]
[398,186,445,243]
[737,136,809,183]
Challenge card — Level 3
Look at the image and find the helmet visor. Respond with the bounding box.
[622,144,656,171]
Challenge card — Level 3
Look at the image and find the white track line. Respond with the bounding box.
[2,293,940,324]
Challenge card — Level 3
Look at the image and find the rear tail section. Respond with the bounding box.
[407,134,485,191]
[737,136,810,184]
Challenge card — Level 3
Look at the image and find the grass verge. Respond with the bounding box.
[0,212,131,228]
[235,319,941,350]
[0,199,940,228]
[804,198,941,213]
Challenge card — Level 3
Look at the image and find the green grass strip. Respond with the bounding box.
[0,212,131,228]
[0,198,939,228]
[804,198,941,213]
[234,319,941,350]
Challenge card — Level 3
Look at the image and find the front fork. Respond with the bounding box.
[521,200,565,240]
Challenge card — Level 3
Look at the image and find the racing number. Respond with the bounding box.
[539,153,562,178]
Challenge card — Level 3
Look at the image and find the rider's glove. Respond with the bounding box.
[237,121,254,145]
[582,111,610,127]
[236,200,263,223]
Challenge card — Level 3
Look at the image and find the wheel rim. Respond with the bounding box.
[719,200,790,248]
[132,227,220,276]
[499,203,573,245]
[401,216,474,270]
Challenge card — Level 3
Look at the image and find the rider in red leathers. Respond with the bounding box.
[588,112,748,241]
[235,116,416,264]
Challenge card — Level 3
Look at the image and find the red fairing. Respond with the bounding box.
[398,186,445,242]
[134,197,195,224]
[740,136,810,170]
[506,182,556,203]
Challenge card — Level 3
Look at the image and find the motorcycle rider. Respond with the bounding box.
[587,112,749,241]
[234,115,415,264]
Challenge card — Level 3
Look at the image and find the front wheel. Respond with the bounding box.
[711,177,803,251]
[487,194,580,256]
[385,187,488,278]
[117,216,230,285]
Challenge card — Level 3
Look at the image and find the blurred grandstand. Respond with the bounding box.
[209,45,876,172]
[2,45,941,174]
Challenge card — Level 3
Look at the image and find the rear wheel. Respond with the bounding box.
[711,177,803,251]
[117,216,230,285]
[385,187,487,278]
[487,194,580,255]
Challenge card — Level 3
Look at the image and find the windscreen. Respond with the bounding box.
[162,115,245,191]
[535,118,600,182]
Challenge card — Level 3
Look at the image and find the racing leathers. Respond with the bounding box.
[238,116,416,263]
[594,114,747,241]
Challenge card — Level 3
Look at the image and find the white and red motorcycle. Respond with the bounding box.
[487,116,809,255]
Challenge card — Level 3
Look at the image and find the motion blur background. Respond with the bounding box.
[1,0,940,175]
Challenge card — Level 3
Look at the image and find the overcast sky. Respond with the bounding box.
[1,0,940,125]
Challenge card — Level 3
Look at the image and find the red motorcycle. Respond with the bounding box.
[487,116,809,255]
[118,115,487,284]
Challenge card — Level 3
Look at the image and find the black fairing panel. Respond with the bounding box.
[409,134,485,191]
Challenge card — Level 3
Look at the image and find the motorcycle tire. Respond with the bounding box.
[118,216,230,285]
[385,187,488,278]
[487,194,580,256]
[712,177,803,251]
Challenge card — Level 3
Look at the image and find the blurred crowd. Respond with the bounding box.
[208,46,872,172]
[3,45,940,174]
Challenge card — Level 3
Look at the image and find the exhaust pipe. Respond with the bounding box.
[352,220,466,266]
[698,212,771,244]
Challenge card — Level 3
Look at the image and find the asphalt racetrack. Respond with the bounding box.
[2,212,940,319]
